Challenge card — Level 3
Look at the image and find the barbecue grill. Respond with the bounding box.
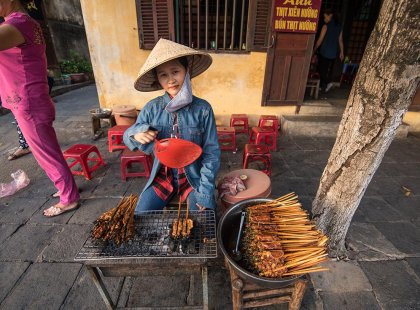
[75,210,217,309]
[76,210,216,260]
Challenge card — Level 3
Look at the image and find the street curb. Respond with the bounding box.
[51,81,95,98]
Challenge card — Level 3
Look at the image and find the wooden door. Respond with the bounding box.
[262,32,314,106]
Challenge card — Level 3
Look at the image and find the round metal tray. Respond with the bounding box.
[217,198,303,288]
[89,108,112,118]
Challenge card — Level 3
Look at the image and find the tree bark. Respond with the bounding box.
[312,0,420,256]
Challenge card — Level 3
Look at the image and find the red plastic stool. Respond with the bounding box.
[63,144,105,180]
[120,149,153,180]
[217,126,237,151]
[108,125,130,152]
[230,114,249,135]
[249,127,277,151]
[258,115,280,135]
[243,144,272,176]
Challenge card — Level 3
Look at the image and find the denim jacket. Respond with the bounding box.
[123,93,221,209]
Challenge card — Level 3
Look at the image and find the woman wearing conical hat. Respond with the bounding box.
[124,39,221,212]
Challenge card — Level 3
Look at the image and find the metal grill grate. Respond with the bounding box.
[75,210,217,261]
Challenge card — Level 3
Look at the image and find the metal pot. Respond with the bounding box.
[89,108,112,118]
[217,198,303,288]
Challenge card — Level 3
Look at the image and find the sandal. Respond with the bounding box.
[43,201,80,217]
[8,147,31,161]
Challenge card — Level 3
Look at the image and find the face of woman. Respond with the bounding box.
[323,13,332,24]
[156,59,187,97]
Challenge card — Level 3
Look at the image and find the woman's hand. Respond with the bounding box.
[196,203,206,212]
[133,130,158,145]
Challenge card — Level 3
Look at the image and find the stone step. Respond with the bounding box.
[281,115,409,138]
[281,115,341,137]
[298,100,346,116]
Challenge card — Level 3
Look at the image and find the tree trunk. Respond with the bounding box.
[312,0,420,256]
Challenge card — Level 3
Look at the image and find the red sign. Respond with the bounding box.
[272,0,322,33]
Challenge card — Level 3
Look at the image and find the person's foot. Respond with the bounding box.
[325,83,334,93]
[52,191,61,198]
[7,147,31,161]
[43,201,80,217]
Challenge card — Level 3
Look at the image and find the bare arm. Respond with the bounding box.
[339,31,344,61]
[313,25,327,53]
[0,24,25,51]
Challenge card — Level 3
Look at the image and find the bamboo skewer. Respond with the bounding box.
[174,196,182,236]
[283,267,329,276]
[185,197,189,220]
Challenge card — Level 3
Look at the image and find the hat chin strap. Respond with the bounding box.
[165,72,193,113]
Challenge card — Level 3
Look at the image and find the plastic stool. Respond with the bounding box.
[120,149,153,180]
[108,125,130,152]
[217,126,237,151]
[230,114,249,135]
[306,79,320,99]
[258,115,280,134]
[249,127,277,151]
[63,144,105,180]
[243,144,272,176]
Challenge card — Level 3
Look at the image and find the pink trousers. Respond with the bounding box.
[13,107,80,205]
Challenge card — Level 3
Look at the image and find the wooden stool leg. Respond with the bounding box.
[92,116,100,135]
[232,278,244,310]
[289,279,307,310]
[226,258,244,310]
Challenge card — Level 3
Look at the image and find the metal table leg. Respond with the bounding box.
[86,266,115,310]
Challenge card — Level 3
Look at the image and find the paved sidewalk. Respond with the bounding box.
[0,85,419,309]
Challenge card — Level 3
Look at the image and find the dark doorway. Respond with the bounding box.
[316,0,382,83]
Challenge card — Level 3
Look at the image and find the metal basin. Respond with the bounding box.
[217,198,303,288]
[89,108,112,118]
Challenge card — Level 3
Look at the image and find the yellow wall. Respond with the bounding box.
[79,0,295,127]
[404,112,420,133]
[80,0,420,131]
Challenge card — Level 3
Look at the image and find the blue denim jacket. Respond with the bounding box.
[123,93,221,209]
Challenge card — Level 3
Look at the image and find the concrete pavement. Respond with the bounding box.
[0,85,419,309]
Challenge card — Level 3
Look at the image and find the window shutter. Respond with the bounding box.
[136,0,175,50]
[247,0,272,51]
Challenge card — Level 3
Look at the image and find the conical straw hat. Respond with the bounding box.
[134,39,212,92]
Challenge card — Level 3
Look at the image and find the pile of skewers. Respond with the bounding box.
[242,193,329,277]
[171,197,193,239]
[91,195,138,245]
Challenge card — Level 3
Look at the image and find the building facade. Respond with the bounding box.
[79,0,419,131]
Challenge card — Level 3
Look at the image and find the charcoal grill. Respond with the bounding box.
[76,210,217,260]
[75,210,217,310]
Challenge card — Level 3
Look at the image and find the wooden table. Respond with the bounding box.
[91,114,116,140]
[84,258,210,310]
